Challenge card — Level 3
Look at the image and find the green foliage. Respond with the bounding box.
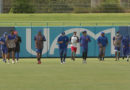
[98,2,124,13]
[12,0,35,13]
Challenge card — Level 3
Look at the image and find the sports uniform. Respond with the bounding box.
[57,32,69,64]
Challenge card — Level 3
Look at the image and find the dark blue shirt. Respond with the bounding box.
[122,36,130,48]
[97,36,108,47]
[57,35,69,49]
[8,34,16,40]
[80,35,91,48]
[0,36,7,49]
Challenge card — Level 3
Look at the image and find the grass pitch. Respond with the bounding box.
[0,58,130,90]
[0,13,130,26]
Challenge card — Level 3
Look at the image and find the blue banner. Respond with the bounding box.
[14,26,129,58]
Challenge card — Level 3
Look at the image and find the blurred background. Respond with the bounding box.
[0,0,130,13]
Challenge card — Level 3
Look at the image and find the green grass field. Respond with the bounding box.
[0,13,130,26]
[0,58,130,90]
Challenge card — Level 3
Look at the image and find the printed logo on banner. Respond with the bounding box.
[15,26,119,57]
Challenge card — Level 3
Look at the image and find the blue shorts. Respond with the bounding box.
[115,47,120,52]
[36,49,43,54]
[82,47,88,52]
[1,49,8,54]
[123,47,129,56]
[59,48,67,55]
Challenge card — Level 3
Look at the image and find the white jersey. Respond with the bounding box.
[70,35,79,47]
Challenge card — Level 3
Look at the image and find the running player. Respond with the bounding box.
[0,32,8,63]
[57,32,69,64]
[14,31,22,63]
[122,35,130,62]
[80,31,91,64]
[34,30,46,64]
[113,31,122,61]
[97,32,108,61]
[6,30,16,64]
[70,32,79,61]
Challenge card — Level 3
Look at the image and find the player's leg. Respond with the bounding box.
[118,47,120,60]
[102,47,106,61]
[71,46,74,60]
[99,47,103,61]
[16,52,19,63]
[38,49,43,64]
[82,48,87,64]
[59,49,63,64]
[122,48,126,59]
[2,49,7,63]
[63,48,67,64]
[73,47,77,61]
[12,49,15,64]
[7,48,11,64]
[127,55,129,62]
[2,53,6,63]
[82,47,85,63]
[115,47,118,61]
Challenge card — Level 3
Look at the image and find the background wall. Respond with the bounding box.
[0,26,129,58]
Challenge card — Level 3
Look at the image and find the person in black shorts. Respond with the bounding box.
[14,31,21,63]
[7,30,16,64]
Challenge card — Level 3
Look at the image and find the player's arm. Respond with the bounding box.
[97,37,102,47]
[34,36,38,48]
[80,37,82,46]
[77,36,79,43]
[113,37,115,46]
[88,36,91,42]
[69,36,72,44]
[66,37,69,45]
[57,37,63,44]
[42,35,46,41]
[0,38,4,44]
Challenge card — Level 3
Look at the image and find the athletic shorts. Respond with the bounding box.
[36,49,43,54]
[123,47,129,56]
[8,48,15,53]
[59,48,67,55]
[1,49,8,54]
[115,47,120,52]
[82,47,88,53]
[99,47,106,54]
[71,46,77,53]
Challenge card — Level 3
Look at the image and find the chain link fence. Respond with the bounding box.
[0,21,130,27]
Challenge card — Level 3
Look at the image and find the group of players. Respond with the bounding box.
[0,30,130,64]
[0,30,21,64]
[57,31,130,64]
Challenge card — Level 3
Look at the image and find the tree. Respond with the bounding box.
[12,0,35,13]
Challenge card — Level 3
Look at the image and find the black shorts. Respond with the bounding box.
[8,48,15,53]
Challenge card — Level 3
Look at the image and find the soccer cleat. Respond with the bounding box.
[3,59,6,63]
[12,60,15,64]
[38,60,41,64]
[127,59,129,62]
[7,60,10,64]
[83,60,87,64]
[63,62,66,64]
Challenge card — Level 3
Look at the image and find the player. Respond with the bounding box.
[70,32,79,61]
[6,30,16,64]
[34,30,46,64]
[57,32,69,64]
[80,31,91,64]
[0,32,8,63]
[14,31,22,63]
[97,32,108,61]
[122,35,130,62]
[113,31,122,61]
